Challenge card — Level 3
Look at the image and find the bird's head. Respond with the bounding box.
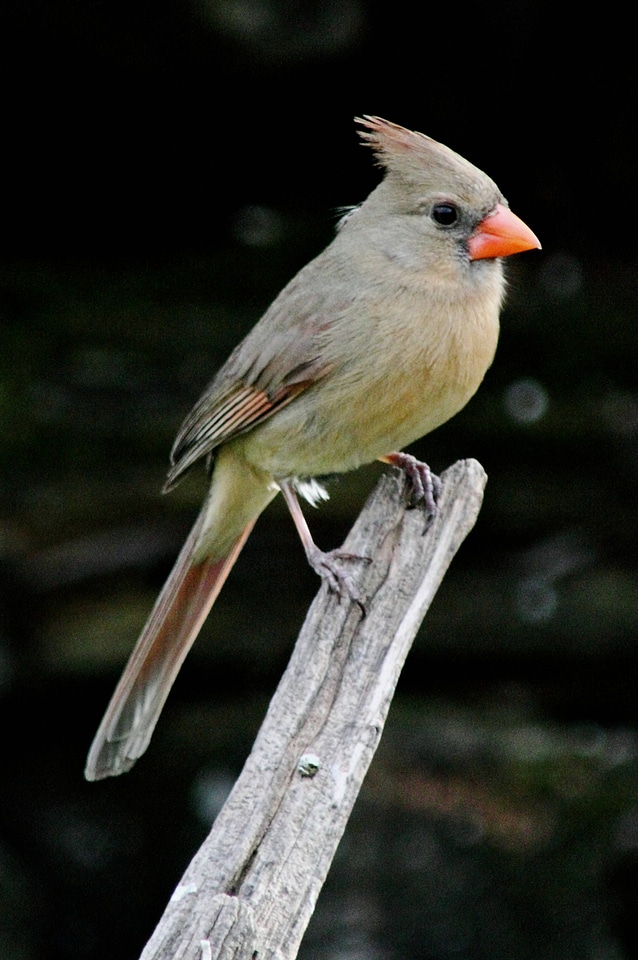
[348,116,540,274]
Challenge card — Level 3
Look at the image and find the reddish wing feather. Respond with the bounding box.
[165,380,311,490]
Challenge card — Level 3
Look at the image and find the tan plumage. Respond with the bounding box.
[85,116,540,780]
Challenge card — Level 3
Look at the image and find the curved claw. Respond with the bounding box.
[279,478,369,613]
[305,544,369,614]
[380,452,441,525]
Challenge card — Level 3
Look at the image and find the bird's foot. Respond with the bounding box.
[382,452,442,526]
[305,543,371,614]
[278,478,369,613]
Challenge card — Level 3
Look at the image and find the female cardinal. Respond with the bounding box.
[85,116,540,779]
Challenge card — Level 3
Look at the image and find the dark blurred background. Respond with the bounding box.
[2,2,638,958]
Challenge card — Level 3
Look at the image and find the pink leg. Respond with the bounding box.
[379,452,441,521]
[279,479,368,609]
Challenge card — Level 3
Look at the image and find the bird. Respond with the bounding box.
[85,115,540,780]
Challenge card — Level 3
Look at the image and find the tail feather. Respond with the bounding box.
[85,509,256,780]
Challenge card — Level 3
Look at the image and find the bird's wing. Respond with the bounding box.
[164,326,334,490]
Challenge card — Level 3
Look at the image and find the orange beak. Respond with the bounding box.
[468,203,541,261]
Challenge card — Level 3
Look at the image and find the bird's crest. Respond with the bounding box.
[356,116,437,161]
[355,115,497,198]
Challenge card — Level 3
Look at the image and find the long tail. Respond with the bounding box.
[85,507,256,780]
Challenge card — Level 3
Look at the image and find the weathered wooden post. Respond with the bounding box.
[139,459,487,960]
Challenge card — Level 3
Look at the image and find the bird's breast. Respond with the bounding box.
[236,276,501,478]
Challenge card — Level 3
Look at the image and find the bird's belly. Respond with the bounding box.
[236,343,493,479]
[234,290,500,479]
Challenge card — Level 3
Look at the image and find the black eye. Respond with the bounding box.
[431,203,459,226]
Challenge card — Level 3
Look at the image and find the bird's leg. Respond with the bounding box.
[379,452,442,524]
[279,479,369,609]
